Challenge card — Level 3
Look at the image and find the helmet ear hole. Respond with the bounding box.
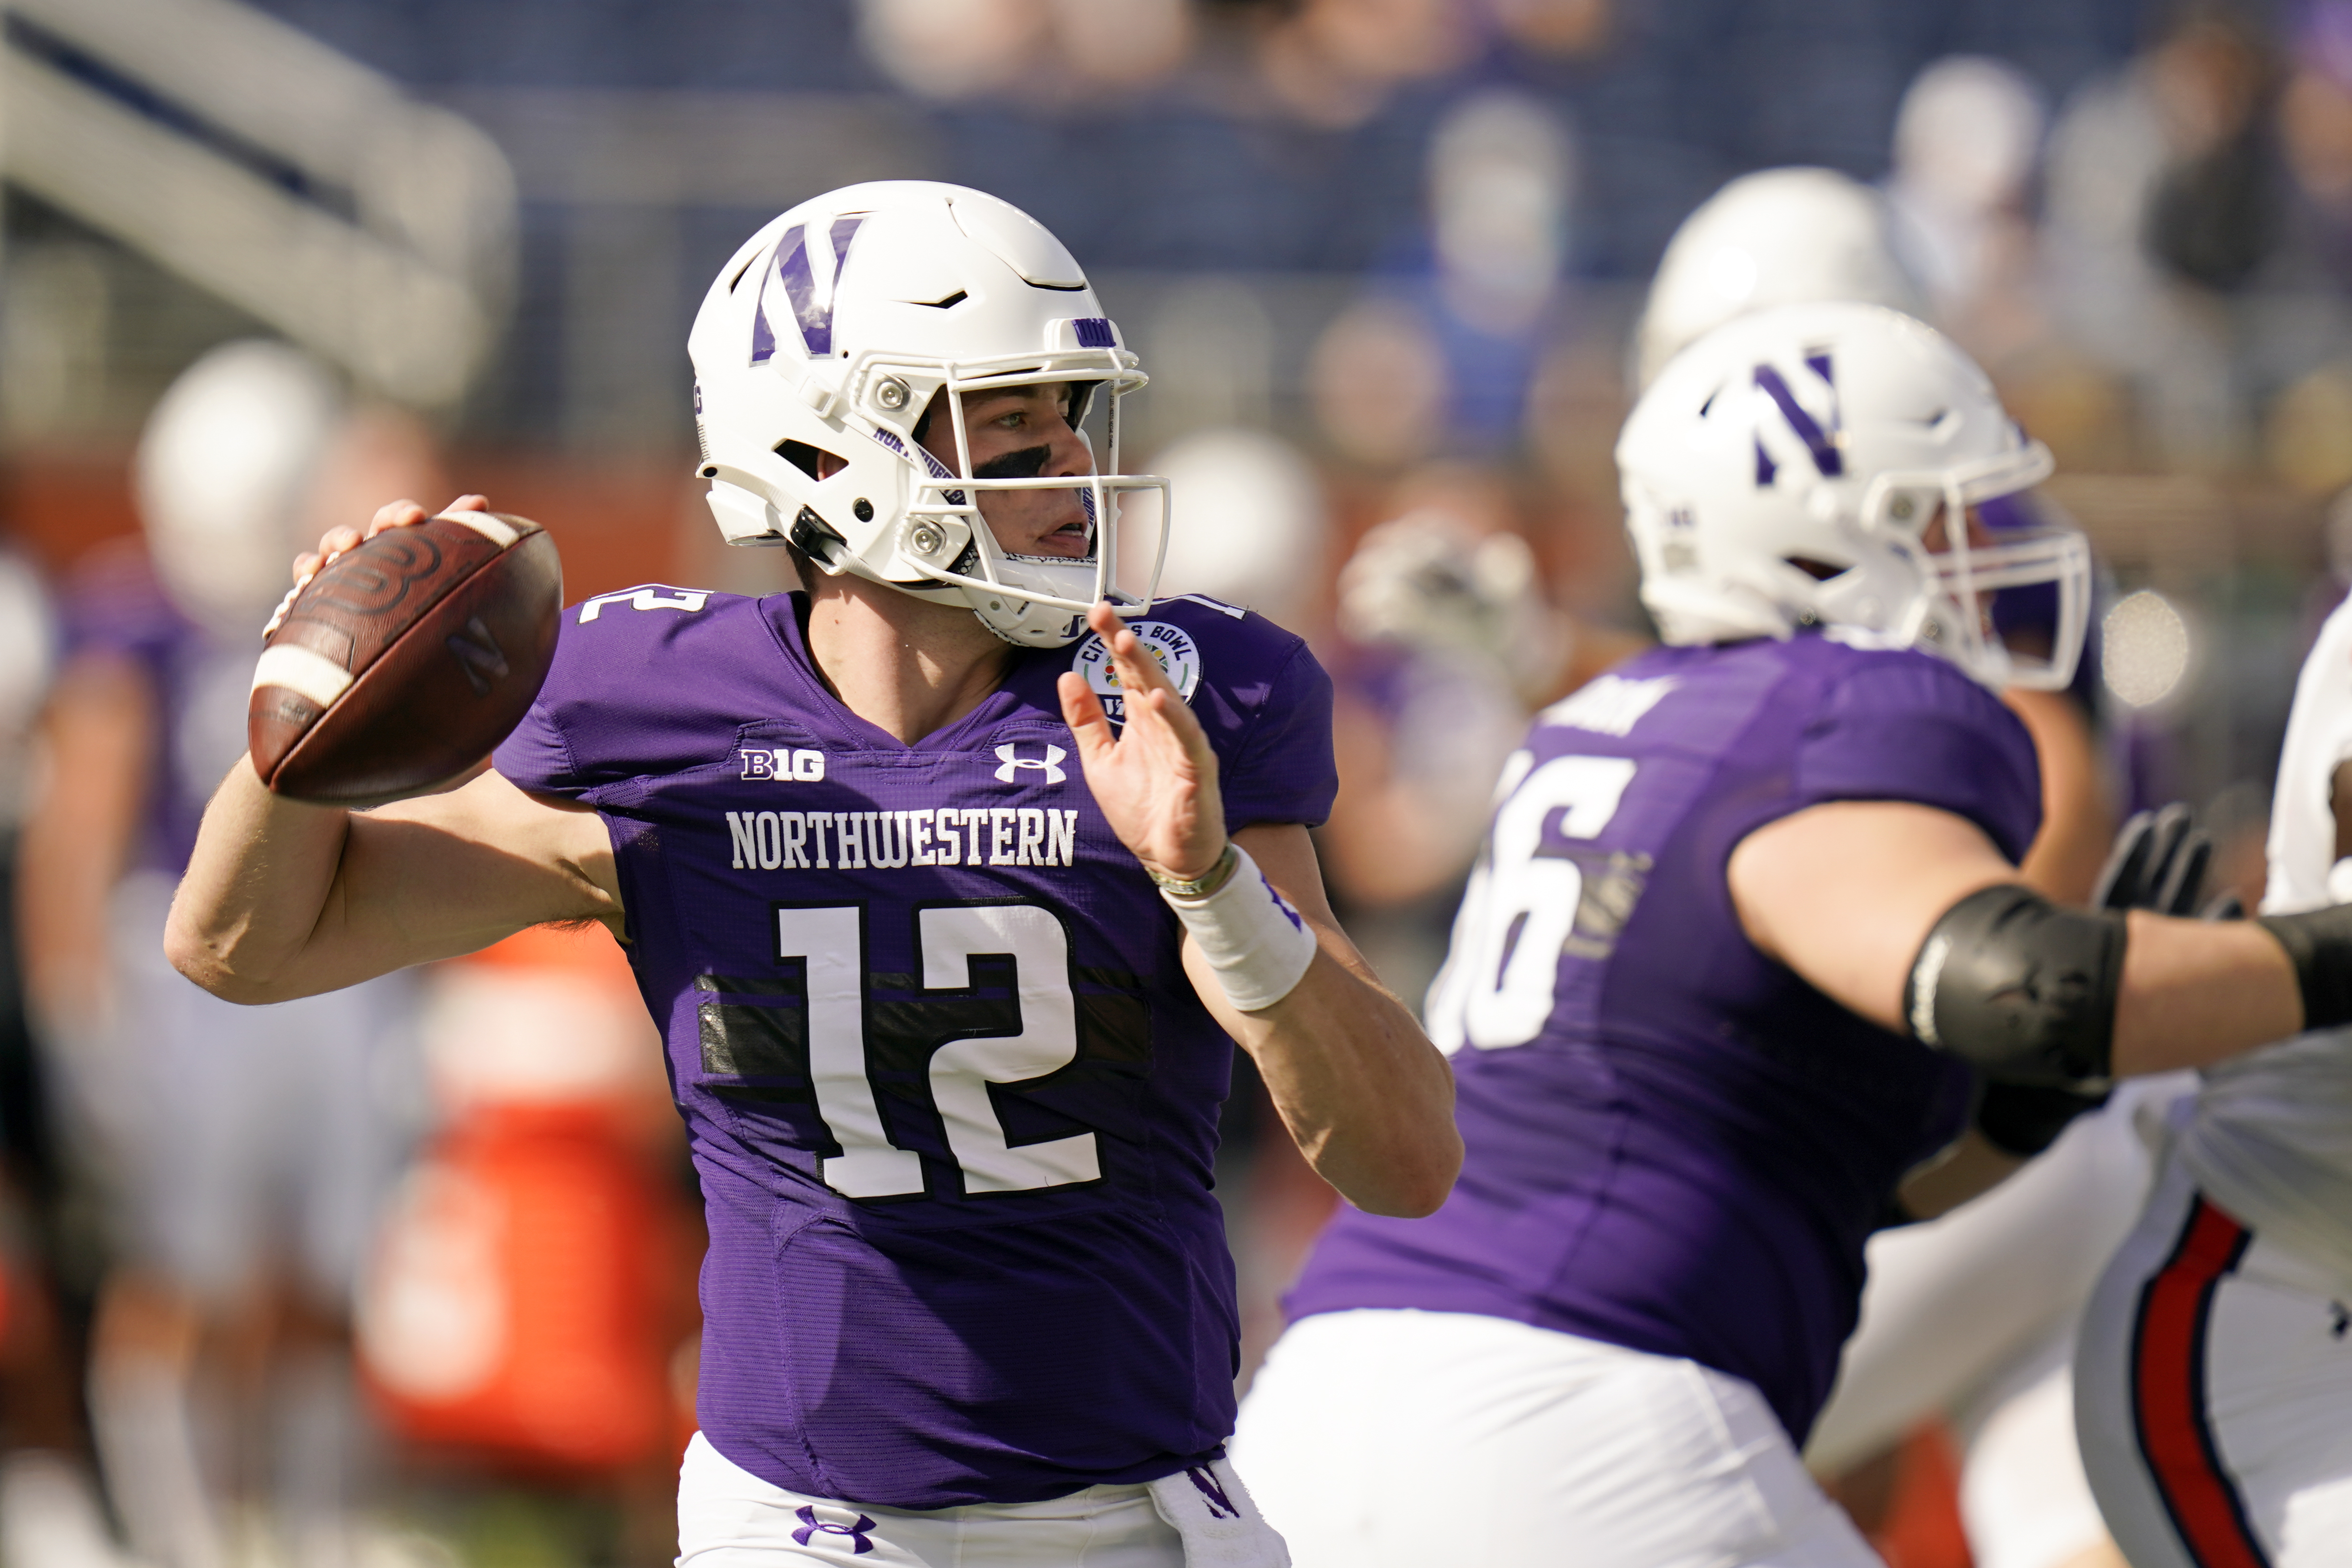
[777,439,847,480]
[1783,555,1848,582]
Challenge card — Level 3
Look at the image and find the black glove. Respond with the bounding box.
[2092,804,2214,916]
[1974,1078,2110,1158]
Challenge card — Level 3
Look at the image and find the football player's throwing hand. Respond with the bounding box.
[270,495,492,638]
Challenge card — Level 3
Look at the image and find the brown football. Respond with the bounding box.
[248,511,563,805]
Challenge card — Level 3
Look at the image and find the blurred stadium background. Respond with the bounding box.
[1,1,2348,1565]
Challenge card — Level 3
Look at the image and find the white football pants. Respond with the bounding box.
[676,1432,1287,1567]
[1232,1309,1880,1568]
[1808,1077,2193,1568]
[2075,1151,2352,1568]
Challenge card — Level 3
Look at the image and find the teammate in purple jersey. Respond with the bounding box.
[162,183,1458,1568]
[1232,302,2352,1568]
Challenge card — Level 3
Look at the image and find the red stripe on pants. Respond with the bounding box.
[2130,1195,2268,1568]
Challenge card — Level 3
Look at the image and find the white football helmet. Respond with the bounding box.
[1139,428,1326,625]
[1617,302,2088,691]
[687,181,1166,649]
[1634,168,1923,390]
[137,340,345,642]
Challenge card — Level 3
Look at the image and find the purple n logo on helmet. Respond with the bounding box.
[1751,354,1842,486]
[753,217,868,364]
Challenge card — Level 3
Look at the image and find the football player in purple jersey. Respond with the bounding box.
[163,182,1459,1567]
[1232,302,2352,1568]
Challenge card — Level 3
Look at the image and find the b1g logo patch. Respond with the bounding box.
[1071,620,1202,723]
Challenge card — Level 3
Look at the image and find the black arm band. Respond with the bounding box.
[1902,884,2125,1087]
[2255,903,2352,1031]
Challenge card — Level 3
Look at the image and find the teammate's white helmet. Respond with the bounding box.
[137,340,344,640]
[687,181,1166,649]
[1634,168,1923,390]
[1618,302,2088,691]
[1141,428,1326,625]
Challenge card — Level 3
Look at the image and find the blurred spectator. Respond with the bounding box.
[1308,88,1578,467]
[1490,0,1612,57]
[2142,7,2281,294]
[2282,1,2352,258]
[0,547,131,1568]
[1255,0,1479,128]
[1429,90,1575,341]
[1887,59,2046,311]
[857,0,1049,102]
[1308,300,1450,474]
[1053,0,1196,89]
[2257,3,2352,496]
[858,0,1195,100]
[20,343,437,1568]
[1884,56,2049,364]
[2043,8,2273,469]
[1422,89,1580,453]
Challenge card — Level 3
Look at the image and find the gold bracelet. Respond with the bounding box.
[1148,842,1239,900]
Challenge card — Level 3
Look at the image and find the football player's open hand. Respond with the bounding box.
[270,495,491,638]
[1057,600,1227,883]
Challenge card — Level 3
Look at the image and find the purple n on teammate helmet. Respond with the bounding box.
[1617,301,2090,692]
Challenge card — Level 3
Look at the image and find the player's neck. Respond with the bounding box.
[801,572,1017,746]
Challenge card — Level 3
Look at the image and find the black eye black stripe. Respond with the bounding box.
[973,444,1052,481]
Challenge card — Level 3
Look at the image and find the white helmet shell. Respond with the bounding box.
[1140,428,1326,625]
[1617,302,2087,691]
[1635,168,1923,390]
[687,181,1165,649]
[137,341,344,640]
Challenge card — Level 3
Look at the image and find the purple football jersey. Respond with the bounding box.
[493,588,1334,1507]
[1285,632,2040,1444]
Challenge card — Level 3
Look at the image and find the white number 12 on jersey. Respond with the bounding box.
[1426,754,1637,1053]
[780,904,1100,1200]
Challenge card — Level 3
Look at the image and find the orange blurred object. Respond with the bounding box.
[1873,1424,1975,1568]
[356,922,700,1480]
[358,1105,686,1477]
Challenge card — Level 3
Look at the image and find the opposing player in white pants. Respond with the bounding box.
[1809,1071,2195,1568]
[2074,593,2352,1568]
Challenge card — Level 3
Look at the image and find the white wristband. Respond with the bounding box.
[1161,843,1319,1012]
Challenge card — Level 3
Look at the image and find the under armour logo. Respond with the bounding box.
[994,744,1067,785]
[792,1505,876,1554]
[1185,1465,1240,1520]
